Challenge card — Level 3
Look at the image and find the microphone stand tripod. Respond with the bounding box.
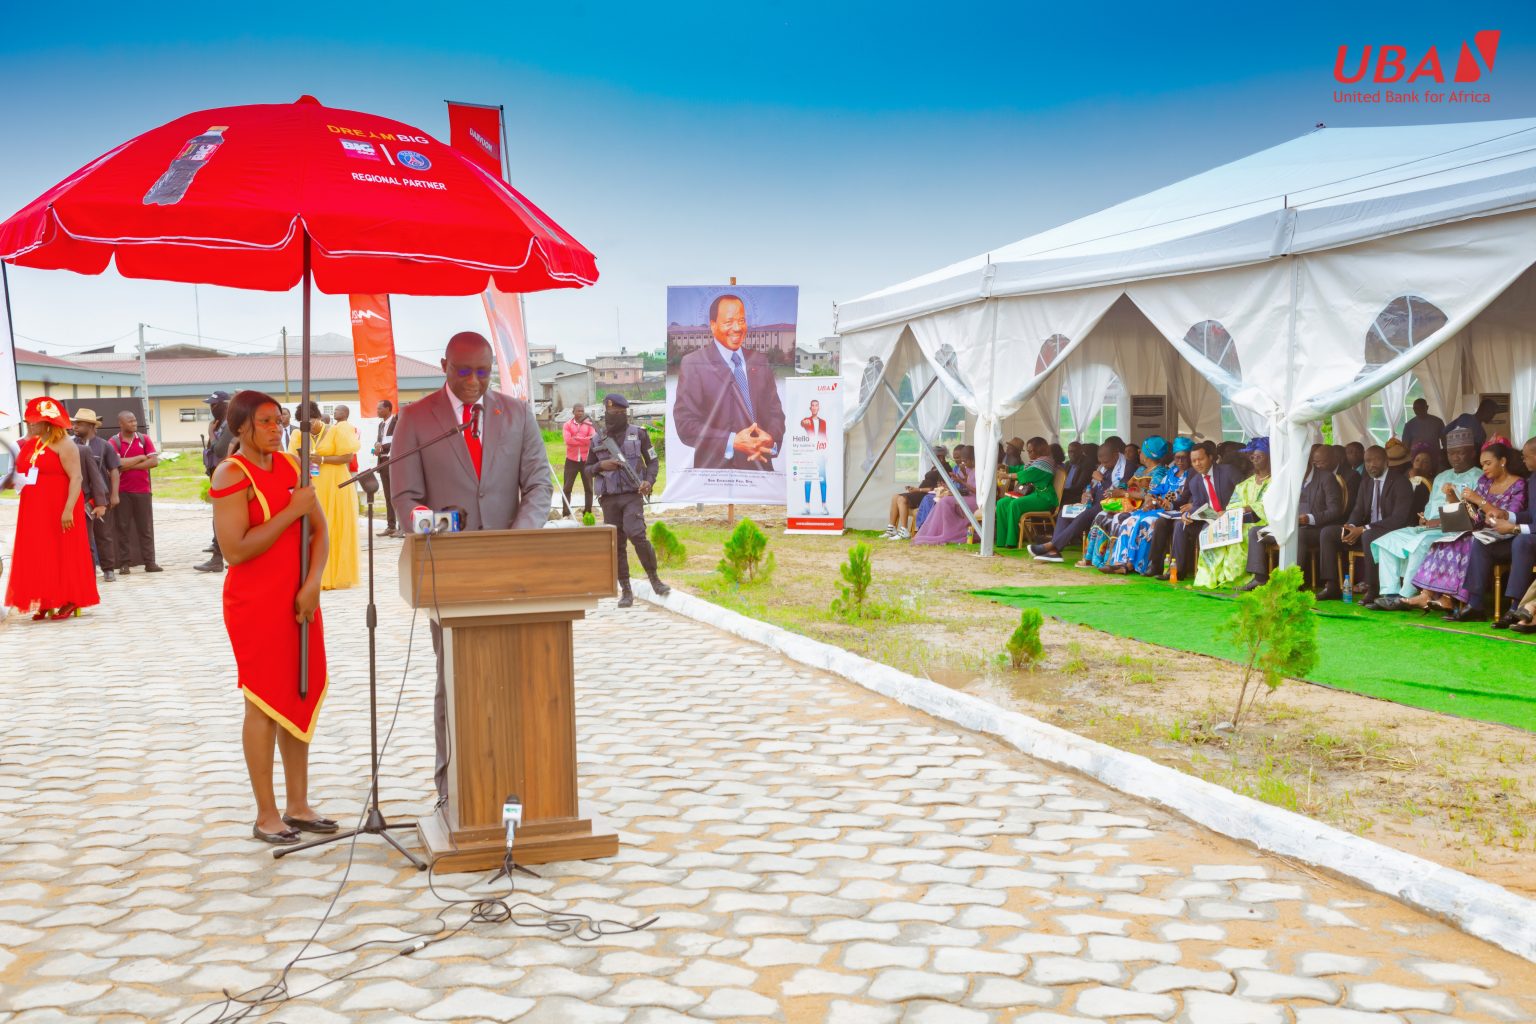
[276,421,472,868]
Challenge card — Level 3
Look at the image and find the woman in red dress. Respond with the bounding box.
[5,396,99,620]
[209,390,335,845]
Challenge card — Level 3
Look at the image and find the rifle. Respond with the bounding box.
[599,431,652,505]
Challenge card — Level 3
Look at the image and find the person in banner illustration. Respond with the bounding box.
[797,398,829,515]
[674,294,786,471]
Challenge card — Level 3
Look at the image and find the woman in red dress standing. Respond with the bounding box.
[5,397,99,620]
[209,390,335,845]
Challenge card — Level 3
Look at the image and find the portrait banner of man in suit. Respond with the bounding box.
[665,285,795,503]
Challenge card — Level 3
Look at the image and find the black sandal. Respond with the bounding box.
[282,814,339,834]
[253,824,301,845]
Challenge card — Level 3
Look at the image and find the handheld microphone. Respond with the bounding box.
[502,794,523,849]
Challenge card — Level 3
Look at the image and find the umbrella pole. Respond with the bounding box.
[299,232,313,701]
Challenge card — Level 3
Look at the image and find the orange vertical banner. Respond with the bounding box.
[348,294,398,410]
[481,285,530,401]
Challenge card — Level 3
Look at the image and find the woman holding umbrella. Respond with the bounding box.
[211,390,333,845]
[5,397,100,620]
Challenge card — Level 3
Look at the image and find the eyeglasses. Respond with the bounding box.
[453,367,491,379]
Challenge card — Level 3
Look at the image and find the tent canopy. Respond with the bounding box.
[837,119,1536,555]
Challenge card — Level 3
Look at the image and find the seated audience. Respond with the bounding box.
[1315,442,1414,603]
[1194,437,1269,589]
[1061,442,1098,503]
[1050,442,1067,466]
[1334,443,1362,511]
[1088,435,1189,574]
[996,438,1060,548]
[883,445,951,540]
[1476,437,1536,625]
[1148,439,1239,581]
[1027,438,1124,561]
[1399,439,1527,619]
[1405,442,1437,518]
[912,445,978,546]
[1368,427,1485,608]
[1401,398,1445,456]
[1240,442,1345,591]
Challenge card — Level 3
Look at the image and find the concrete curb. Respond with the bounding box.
[636,582,1536,964]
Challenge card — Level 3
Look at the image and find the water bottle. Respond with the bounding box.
[1343,570,1353,604]
[143,126,228,206]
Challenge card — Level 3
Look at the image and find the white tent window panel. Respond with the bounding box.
[1363,295,1448,370]
[1182,320,1244,389]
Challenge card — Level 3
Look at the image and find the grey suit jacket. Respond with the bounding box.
[388,387,553,532]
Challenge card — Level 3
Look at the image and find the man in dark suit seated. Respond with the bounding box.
[1148,441,1240,581]
[1315,441,1414,603]
[1028,439,1123,562]
[1240,442,1346,591]
[1477,437,1536,627]
[673,293,787,471]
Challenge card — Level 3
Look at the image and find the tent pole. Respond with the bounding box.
[0,262,20,425]
[879,378,983,542]
[299,232,313,701]
[845,376,938,513]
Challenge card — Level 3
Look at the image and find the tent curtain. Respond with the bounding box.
[1333,400,1372,445]
[1414,340,1464,427]
[1062,356,1117,441]
[908,361,953,446]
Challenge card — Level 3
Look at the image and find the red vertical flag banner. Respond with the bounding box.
[348,294,399,410]
[447,101,533,404]
[481,285,531,401]
[446,101,504,179]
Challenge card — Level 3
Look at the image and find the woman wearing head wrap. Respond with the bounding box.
[4,397,100,619]
[994,438,1061,549]
[1193,436,1269,589]
[1093,436,1185,574]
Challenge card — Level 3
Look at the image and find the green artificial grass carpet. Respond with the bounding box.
[974,574,1536,732]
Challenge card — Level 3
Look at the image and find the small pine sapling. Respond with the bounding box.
[1223,565,1317,729]
[1006,608,1044,669]
[650,521,687,568]
[582,511,596,526]
[830,542,874,618]
[717,518,774,584]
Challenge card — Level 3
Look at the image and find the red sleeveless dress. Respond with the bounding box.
[5,438,100,614]
[210,452,328,741]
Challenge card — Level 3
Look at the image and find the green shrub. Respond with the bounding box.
[199,477,212,504]
[1006,608,1044,669]
[830,542,874,619]
[650,521,687,567]
[717,518,774,584]
[1223,565,1318,729]
[582,511,597,527]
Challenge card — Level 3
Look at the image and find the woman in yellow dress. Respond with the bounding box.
[289,403,360,590]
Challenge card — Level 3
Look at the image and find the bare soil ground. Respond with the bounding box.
[651,506,1536,897]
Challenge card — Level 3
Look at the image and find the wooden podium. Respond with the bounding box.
[399,526,619,872]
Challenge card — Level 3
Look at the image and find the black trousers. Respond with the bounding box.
[1505,533,1536,614]
[377,461,396,529]
[89,506,116,571]
[1317,522,1393,594]
[600,492,658,584]
[1248,523,1320,581]
[113,492,156,568]
[1049,503,1098,551]
[1464,536,1513,612]
[562,458,593,515]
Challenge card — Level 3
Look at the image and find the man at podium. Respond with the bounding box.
[389,331,554,802]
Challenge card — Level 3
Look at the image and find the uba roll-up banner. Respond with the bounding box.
[348,294,398,411]
[445,101,503,178]
[785,377,845,534]
[665,285,797,504]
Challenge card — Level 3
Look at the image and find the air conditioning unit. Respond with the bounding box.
[1130,394,1172,444]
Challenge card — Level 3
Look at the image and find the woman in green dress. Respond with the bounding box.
[1193,436,1269,589]
[995,437,1059,548]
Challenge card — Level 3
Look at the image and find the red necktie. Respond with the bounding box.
[463,404,482,478]
[1206,474,1222,512]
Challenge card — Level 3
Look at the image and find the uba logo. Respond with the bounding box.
[1335,30,1500,84]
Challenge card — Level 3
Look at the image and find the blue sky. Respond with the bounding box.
[3,2,1534,365]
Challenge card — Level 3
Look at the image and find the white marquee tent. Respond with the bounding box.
[837,118,1536,558]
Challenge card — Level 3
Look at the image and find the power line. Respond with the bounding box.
[13,327,141,352]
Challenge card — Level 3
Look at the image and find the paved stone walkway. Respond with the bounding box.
[2,503,1534,1023]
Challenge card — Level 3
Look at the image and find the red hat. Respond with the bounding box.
[24,396,71,428]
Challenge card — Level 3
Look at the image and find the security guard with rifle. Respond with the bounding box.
[588,393,671,608]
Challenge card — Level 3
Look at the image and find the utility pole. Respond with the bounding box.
[281,327,290,402]
[726,276,737,525]
[193,284,203,346]
[137,323,160,446]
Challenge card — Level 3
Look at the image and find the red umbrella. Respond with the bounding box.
[1,95,598,696]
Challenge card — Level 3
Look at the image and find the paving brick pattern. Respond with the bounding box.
[1,505,1534,1022]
